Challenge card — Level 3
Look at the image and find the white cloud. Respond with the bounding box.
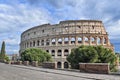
[0,2,52,54]
[0,0,120,53]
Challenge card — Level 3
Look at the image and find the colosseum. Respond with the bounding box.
[20,20,114,69]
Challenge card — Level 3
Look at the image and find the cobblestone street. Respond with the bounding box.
[0,63,120,80]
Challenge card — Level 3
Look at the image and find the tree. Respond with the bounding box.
[21,48,52,63]
[67,45,117,71]
[0,41,6,60]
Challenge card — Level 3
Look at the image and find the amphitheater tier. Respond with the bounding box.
[20,20,114,69]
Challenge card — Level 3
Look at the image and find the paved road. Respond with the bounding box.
[0,63,120,80]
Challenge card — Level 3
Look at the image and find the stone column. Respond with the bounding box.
[62,49,64,57]
[55,62,57,69]
[56,37,58,46]
[69,36,71,45]
[61,62,64,69]
[88,36,91,45]
[82,36,85,45]
[89,36,92,45]
[55,49,57,57]
[75,36,78,45]
[62,37,64,46]
[102,37,104,45]
[49,38,52,46]
[44,39,46,46]
[95,37,97,45]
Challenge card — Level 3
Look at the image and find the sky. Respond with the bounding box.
[0,0,120,54]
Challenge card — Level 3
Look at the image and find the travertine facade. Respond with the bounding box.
[20,20,114,69]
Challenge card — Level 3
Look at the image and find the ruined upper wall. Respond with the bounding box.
[21,20,107,41]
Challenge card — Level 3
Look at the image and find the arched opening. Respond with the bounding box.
[46,50,49,53]
[57,62,61,68]
[97,37,101,44]
[30,42,32,47]
[24,43,26,48]
[103,38,107,44]
[91,37,95,44]
[78,37,82,43]
[71,37,75,44]
[41,40,44,46]
[27,42,29,47]
[52,38,56,45]
[64,62,69,68]
[84,37,89,43]
[51,50,55,56]
[64,37,69,44]
[58,38,62,44]
[33,41,35,47]
[64,49,69,56]
[37,40,40,46]
[57,50,62,56]
[46,39,50,45]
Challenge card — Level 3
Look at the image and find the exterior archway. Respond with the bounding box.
[37,40,40,46]
[57,62,61,68]
[46,39,50,45]
[91,37,95,44]
[58,38,62,44]
[51,50,55,56]
[78,37,82,43]
[71,37,75,44]
[64,49,69,56]
[64,62,69,68]
[33,41,35,47]
[52,38,56,45]
[64,37,69,44]
[84,37,89,43]
[97,37,101,44]
[41,40,44,46]
[57,50,62,56]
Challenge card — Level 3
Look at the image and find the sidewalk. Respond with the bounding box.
[11,64,120,80]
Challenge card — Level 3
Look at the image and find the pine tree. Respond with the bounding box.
[0,41,6,60]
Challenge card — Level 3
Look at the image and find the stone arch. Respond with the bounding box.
[24,43,26,48]
[64,37,69,44]
[27,42,29,48]
[37,40,40,46]
[46,39,50,45]
[71,37,75,44]
[52,38,56,45]
[64,49,69,56]
[41,40,44,46]
[57,49,62,56]
[33,41,35,47]
[91,37,95,44]
[84,37,89,43]
[57,62,61,68]
[64,62,69,68]
[30,42,32,47]
[103,37,107,44]
[46,50,49,53]
[78,37,82,43]
[51,50,55,56]
[97,37,101,44]
[58,38,62,44]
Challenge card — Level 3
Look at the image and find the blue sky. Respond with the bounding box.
[0,0,120,54]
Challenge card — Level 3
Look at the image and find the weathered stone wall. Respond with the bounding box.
[42,62,56,69]
[32,61,38,67]
[79,63,110,74]
[20,20,114,69]
[23,61,29,66]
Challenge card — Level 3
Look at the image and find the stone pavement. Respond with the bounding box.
[0,63,120,80]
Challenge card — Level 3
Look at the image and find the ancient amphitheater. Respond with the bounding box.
[20,20,114,69]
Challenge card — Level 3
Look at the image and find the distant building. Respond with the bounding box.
[20,20,114,69]
[7,54,19,61]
